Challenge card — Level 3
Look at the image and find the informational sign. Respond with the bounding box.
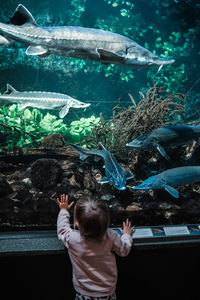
[132,228,153,238]
[163,226,190,236]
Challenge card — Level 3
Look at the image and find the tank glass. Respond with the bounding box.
[0,0,200,230]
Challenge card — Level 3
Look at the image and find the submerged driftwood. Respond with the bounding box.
[85,84,185,160]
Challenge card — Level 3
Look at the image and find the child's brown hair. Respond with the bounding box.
[74,199,110,241]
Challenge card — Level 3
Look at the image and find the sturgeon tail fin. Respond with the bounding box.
[68,142,104,161]
[97,142,106,150]
[68,142,89,161]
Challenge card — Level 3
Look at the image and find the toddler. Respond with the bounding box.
[57,194,134,300]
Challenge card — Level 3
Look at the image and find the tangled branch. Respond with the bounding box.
[85,84,186,160]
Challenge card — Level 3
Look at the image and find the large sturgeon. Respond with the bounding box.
[68,142,134,190]
[126,125,200,160]
[132,166,200,198]
[0,4,174,68]
[0,84,91,118]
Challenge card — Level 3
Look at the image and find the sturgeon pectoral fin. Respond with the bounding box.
[18,103,28,110]
[26,45,48,56]
[97,49,124,62]
[59,105,70,118]
[94,156,101,162]
[98,177,109,184]
[156,144,170,160]
[0,35,12,46]
[123,169,134,180]
[164,185,179,198]
[80,153,88,161]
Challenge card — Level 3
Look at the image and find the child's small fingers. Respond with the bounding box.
[62,194,66,203]
[69,201,74,209]
[126,218,130,226]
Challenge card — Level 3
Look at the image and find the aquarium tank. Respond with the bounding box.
[0,0,200,230]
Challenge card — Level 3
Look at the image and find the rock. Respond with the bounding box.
[101,194,115,201]
[91,168,103,181]
[69,175,81,188]
[83,172,96,190]
[0,196,14,211]
[126,203,141,211]
[22,178,32,185]
[62,161,77,178]
[0,177,13,196]
[30,158,63,190]
[94,173,102,181]
[41,133,65,148]
[0,161,17,172]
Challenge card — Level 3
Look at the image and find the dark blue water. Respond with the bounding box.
[0,0,199,122]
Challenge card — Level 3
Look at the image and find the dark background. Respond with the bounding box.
[1,244,200,299]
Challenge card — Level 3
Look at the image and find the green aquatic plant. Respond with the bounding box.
[146,28,196,92]
[104,0,135,16]
[0,105,68,151]
[66,116,100,144]
[0,104,101,152]
[39,113,68,135]
[66,0,87,26]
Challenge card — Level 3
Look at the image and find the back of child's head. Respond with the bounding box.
[74,198,110,241]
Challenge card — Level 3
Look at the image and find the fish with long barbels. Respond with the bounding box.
[126,125,200,160]
[132,166,200,198]
[68,142,134,190]
[0,84,91,118]
[0,4,175,68]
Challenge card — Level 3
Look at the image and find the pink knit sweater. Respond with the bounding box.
[57,209,133,297]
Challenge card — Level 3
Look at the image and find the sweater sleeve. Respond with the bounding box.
[57,209,72,248]
[110,229,133,257]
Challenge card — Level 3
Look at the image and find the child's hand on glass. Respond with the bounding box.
[119,218,134,235]
[57,194,74,210]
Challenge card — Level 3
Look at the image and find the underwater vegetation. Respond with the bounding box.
[66,116,100,144]
[0,103,100,152]
[85,84,185,160]
[0,0,199,120]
